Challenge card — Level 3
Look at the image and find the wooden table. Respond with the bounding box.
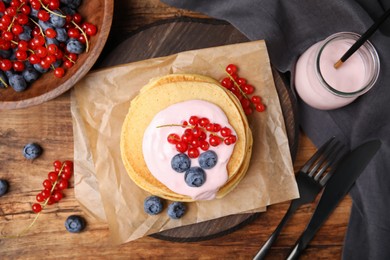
[0,0,351,259]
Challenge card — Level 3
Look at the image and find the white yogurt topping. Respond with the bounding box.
[142,100,236,200]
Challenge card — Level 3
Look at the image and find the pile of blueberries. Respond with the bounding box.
[143,151,218,219]
[0,0,89,92]
[171,150,218,187]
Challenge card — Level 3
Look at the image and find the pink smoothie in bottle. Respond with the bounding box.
[294,32,380,110]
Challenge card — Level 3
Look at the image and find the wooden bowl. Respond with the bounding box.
[0,0,114,110]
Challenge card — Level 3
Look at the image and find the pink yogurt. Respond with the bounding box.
[295,32,380,110]
[142,100,236,200]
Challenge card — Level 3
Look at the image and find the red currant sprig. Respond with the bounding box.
[161,116,237,158]
[31,160,73,213]
[0,159,74,239]
[220,64,266,115]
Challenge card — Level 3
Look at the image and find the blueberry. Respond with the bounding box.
[0,180,9,197]
[143,196,164,215]
[30,8,38,18]
[23,143,43,160]
[66,39,85,54]
[0,49,11,59]
[22,67,40,83]
[38,20,54,31]
[65,215,86,233]
[60,6,76,15]
[55,28,68,42]
[9,74,27,92]
[50,11,66,28]
[52,59,63,68]
[33,63,49,74]
[18,25,32,41]
[60,0,81,9]
[171,153,191,173]
[46,37,59,46]
[167,202,186,219]
[184,167,206,187]
[198,150,218,169]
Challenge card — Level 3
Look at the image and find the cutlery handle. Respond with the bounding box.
[253,200,300,260]
[286,243,303,260]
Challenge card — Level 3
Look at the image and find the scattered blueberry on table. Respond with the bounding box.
[65,215,86,233]
[0,179,9,197]
[167,202,186,219]
[22,143,43,160]
[144,196,164,215]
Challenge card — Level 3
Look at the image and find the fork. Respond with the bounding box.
[253,137,346,260]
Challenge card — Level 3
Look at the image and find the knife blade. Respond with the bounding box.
[286,139,381,260]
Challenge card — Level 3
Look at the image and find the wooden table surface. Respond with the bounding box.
[0,0,351,259]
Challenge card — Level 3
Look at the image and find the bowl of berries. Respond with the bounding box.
[0,0,114,109]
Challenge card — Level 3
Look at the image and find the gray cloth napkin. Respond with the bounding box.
[161,0,390,259]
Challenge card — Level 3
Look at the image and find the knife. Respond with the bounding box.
[286,139,381,260]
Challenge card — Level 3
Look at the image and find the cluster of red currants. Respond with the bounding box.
[220,64,266,115]
[32,160,73,213]
[166,116,237,158]
[0,0,97,91]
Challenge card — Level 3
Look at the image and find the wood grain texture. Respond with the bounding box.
[0,0,352,259]
[0,0,114,109]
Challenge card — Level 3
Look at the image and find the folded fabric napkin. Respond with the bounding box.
[161,0,390,259]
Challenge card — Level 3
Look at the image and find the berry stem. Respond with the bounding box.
[0,76,9,88]
[219,64,249,100]
[38,0,66,18]
[71,21,89,52]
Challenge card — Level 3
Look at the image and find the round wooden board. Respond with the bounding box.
[98,18,298,242]
[0,0,114,110]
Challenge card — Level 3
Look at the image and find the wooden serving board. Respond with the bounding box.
[97,18,298,242]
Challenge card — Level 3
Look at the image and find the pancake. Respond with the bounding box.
[120,74,253,201]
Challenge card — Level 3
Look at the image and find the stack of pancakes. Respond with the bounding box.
[120,74,253,202]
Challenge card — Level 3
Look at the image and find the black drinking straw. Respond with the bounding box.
[334,8,390,69]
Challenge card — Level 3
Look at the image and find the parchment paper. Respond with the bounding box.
[71,40,299,244]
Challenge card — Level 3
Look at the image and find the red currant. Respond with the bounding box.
[32,203,42,213]
[37,10,50,21]
[209,135,221,147]
[255,103,266,112]
[54,67,65,78]
[188,116,199,125]
[175,142,188,153]
[167,133,180,144]
[83,22,97,36]
[53,191,63,202]
[200,141,209,151]
[242,84,254,94]
[220,127,231,137]
[41,189,50,199]
[57,179,69,190]
[198,117,210,127]
[187,148,200,158]
[220,77,232,89]
[42,179,52,189]
[226,64,238,75]
[36,193,45,202]
[48,171,58,182]
[251,95,262,104]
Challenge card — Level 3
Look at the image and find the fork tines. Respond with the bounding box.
[303,137,347,186]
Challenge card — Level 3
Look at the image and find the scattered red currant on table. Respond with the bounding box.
[220,64,267,115]
[161,116,237,158]
[32,160,73,213]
